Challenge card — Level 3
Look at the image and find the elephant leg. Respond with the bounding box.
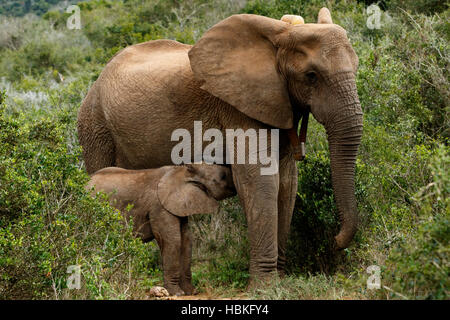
[231,164,279,286]
[151,212,184,296]
[277,153,298,275]
[179,217,195,295]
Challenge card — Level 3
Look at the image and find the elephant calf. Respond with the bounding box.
[87,164,235,296]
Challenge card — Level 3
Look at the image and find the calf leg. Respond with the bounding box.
[150,211,184,296]
[179,217,195,295]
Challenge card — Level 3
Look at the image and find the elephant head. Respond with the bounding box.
[157,164,236,217]
[188,8,363,249]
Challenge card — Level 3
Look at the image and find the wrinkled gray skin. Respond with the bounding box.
[78,9,363,286]
[87,164,235,296]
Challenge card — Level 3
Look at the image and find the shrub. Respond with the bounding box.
[382,144,449,299]
[286,150,340,274]
[0,91,159,299]
[0,17,93,82]
[190,197,250,291]
[387,0,448,14]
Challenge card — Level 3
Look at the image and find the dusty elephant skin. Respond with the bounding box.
[87,164,235,296]
[78,8,363,286]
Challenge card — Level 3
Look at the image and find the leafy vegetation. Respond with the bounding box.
[0,0,448,299]
[0,0,83,17]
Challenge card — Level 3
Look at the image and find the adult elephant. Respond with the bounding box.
[77,8,363,285]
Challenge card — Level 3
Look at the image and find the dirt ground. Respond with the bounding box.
[147,287,248,300]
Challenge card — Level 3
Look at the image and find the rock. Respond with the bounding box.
[149,286,169,297]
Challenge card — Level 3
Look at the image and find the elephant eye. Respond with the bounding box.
[305,71,318,84]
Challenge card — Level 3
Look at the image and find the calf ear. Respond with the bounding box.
[157,170,219,217]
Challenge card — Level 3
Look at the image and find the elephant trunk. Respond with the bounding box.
[325,77,363,250]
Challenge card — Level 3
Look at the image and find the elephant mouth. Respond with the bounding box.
[226,185,237,196]
[190,181,235,201]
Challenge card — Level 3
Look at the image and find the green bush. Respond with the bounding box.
[286,151,340,274]
[383,145,449,299]
[0,1,85,17]
[190,197,249,291]
[0,91,159,299]
[387,0,448,14]
[0,17,94,82]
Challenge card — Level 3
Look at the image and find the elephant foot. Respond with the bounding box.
[180,281,197,296]
[277,267,287,279]
[247,271,279,292]
[165,284,185,296]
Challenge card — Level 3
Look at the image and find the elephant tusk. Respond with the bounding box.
[281,15,305,25]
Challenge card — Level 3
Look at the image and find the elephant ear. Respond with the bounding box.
[157,169,219,217]
[188,14,293,129]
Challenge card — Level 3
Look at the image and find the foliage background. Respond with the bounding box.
[0,1,84,17]
[0,0,448,299]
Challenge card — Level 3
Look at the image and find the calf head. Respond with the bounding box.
[157,164,235,217]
